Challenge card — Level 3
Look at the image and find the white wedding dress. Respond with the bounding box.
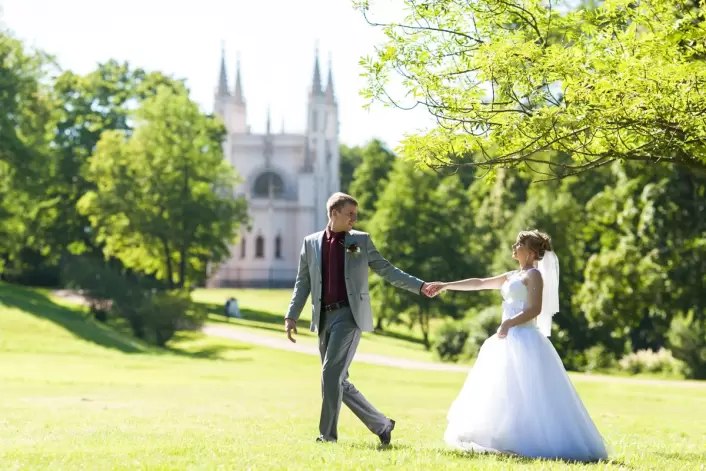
[444,270,609,462]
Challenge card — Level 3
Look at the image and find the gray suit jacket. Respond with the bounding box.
[285,229,425,333]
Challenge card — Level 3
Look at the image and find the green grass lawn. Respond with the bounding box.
[1,283,705,470]
[193,288,448,363]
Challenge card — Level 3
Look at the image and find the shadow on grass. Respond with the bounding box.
[0,282,147,354]
[0,283,253,361]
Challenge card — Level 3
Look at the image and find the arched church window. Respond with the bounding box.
[255,235,264,258]
[275,235,282,259]
[240,237,246,259]
[253,172,284,199]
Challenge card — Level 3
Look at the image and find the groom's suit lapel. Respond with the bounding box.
[344,232,353,277]
[315,231,325,269]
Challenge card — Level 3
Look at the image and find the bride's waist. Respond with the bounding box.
[502,303,537,328]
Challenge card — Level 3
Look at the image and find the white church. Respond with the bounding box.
[206,49,341,288]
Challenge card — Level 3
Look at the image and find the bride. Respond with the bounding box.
[430,230,608,462]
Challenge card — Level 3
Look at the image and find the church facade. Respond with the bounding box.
[206,49,340,288]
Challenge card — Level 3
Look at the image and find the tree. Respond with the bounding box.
[77,86,248,289]
[48,61,184,258]
[348,139,397,229]
[0,31,57,280]
[577,163,706,358]
[356,0,706,179]
[367,159,476,347]
[339,144,364,193]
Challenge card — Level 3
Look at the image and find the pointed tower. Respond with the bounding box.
[213,42,229,120]
[325,54,340,195]
[306,45,332,229]
[226,53,248,134]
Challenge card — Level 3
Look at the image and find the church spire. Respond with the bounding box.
[233,53,244,104]
[325,53,335,104]
[311,45,323,96]
[266,106,271,135]
[217,42,229,96]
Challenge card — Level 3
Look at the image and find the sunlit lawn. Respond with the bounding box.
[1,283,705,470]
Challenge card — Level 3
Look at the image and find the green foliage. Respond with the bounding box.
[0,31,58,278]
[348,139,397,229]
[667,310,706,379]
[339,144,364,193]
[77,86,249,289]
[465,306,503,359]
[133,290,207,347]
[432,320,470,362]
[46,60,185,260]
[367,159,477,347]
[61,255,206,346]
[582,345,618,374]
[357,0,706,177]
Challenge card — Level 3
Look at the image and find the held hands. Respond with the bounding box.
[285,318,297,343]
[422,282,446,298]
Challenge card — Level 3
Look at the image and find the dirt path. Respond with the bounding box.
[202,324,470,373]
[202,325,706,388]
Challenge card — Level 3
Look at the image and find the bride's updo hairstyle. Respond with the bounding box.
[517,230,553,260]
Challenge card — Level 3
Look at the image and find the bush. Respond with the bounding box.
[61,255,145,323]
[432,320,470,362]
[132,290,207,346]
[581,344,617,373]
[667,310,706,379]
[618,348,684,376]
[61,255,205,346]
[465,306,502,358]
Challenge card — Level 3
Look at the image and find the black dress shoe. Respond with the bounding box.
[378,419,395,445]
[316,435,336,443]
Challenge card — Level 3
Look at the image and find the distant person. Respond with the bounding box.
[225,297,241,319]
[284,192,439,445]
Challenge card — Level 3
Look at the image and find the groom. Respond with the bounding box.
[284,192,439,444]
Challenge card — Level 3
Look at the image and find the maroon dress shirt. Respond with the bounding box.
[322,227,348,306]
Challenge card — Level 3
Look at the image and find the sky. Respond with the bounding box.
[1,0,436,149]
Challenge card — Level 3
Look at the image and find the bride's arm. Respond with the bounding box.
[439,272,511,292]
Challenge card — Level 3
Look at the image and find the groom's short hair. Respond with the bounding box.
[327,192,358,216]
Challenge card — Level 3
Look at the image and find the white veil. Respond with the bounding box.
[536,250,560,337]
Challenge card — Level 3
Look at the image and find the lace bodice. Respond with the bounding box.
[501,270,537,328]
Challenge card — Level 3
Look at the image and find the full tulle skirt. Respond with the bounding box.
[444,326,609,462]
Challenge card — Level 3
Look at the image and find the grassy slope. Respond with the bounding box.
[1,283,705,470]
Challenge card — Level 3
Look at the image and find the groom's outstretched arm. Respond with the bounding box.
[285,240,311,321]
[365,234,425,295]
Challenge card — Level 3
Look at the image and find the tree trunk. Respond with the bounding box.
[177,162,190,289]
[419,308,431,350]
[375,315,385,332]
[161,237,174,289]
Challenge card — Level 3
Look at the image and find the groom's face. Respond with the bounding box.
[331,203,358,232]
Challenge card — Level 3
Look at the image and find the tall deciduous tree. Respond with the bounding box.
[357,0,706,178]
[78,86,248,288]
[49,60,184,258]
[0,31,56,279]
[348,139,397,229]
[367,159,476,347]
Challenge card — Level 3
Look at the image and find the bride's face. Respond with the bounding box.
[512,239,532,262]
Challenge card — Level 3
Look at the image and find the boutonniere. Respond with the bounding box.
[346,243,361,255]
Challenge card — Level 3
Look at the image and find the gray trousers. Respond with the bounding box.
[318,307,389,441]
